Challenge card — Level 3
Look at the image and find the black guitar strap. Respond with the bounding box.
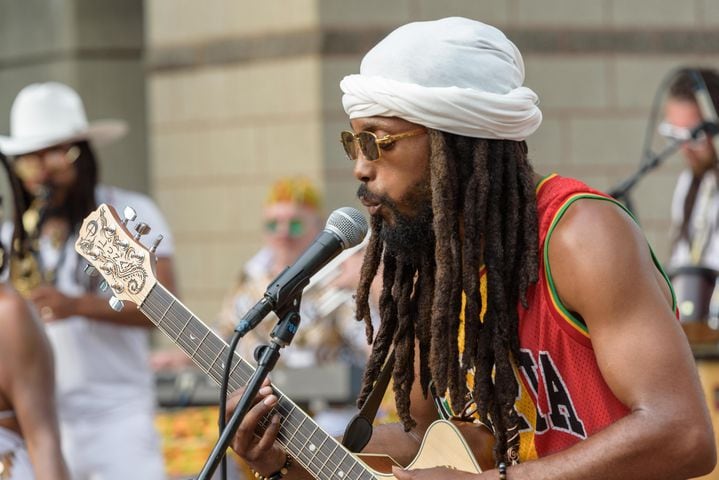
[341,350,395,453]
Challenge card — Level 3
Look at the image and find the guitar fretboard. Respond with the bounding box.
[140,284,375,480]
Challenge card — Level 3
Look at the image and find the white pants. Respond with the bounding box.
[61,410,165,480]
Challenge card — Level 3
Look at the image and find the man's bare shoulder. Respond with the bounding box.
[0,285,31,318]
[547,197,662,313]
[0,285,44,345]
[549,197,641,255]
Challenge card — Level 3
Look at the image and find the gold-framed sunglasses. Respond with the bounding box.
[340,128,426,161]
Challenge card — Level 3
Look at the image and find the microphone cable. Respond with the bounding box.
[638,66,689,171]
[217,330,242,480]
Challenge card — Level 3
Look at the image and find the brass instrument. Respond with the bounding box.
[8,192,46,297]
[1,151,47,297]
[9,251,42,297]
[4,145,79,296]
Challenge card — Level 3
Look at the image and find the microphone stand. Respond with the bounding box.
[608,133,692,209]
[196,295,303,480]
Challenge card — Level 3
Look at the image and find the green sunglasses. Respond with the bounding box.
[265,217,305,237]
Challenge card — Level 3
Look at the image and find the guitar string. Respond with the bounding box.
[144,296,369,480]
[141,296,368,480]
[83,219,373,478]
[141,292,372,479]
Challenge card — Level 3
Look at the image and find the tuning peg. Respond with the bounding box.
[84,264,98,277]
[99,281,109,292]
[109,296,124,312]
[150,235,164,254]
[133,222,151,241]
[121,206,137,226]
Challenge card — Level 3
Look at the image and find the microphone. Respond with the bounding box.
[235,206,368,335]
[691,70,719,152]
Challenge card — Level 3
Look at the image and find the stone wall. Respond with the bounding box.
[2,0,717,322]
[144,0,719,321]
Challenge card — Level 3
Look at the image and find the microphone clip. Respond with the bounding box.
[269,293,303,348]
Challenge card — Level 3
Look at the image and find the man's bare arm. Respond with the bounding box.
[0,288,70,480]
[503,198,715,480]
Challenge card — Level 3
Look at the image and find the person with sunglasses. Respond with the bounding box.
[216,177,376,436]
[227,17,715,480]
[664,70,719,274]
[0,82,176,480]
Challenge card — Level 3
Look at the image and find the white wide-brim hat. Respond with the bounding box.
[0,82,128,156]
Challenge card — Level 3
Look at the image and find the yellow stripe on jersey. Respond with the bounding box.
[535,173,558,194]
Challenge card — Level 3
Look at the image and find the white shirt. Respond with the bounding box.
[3,185,174,421]
[669,170,719,271]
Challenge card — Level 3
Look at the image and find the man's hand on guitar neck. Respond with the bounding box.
[227,379,311,480]
[225,380,498,480]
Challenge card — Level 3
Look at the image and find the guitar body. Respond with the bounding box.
[358,420,482,478]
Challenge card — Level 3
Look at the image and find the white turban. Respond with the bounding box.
[341,17,542,141]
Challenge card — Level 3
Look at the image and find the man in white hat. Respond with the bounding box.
[226,17,716,480]
[0,82,176,480]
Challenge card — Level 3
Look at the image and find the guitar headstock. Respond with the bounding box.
[74,203,162,310]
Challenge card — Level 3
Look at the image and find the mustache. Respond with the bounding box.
[356,184,385,205]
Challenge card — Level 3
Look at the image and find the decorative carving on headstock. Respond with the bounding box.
[75,204,156,305]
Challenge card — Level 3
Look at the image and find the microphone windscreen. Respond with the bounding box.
[326,207,368,249]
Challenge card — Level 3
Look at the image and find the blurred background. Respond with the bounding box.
[1,0,717,323]
[2,1,719,477]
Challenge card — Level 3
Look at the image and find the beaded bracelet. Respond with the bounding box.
[251,454,292,480]
[498,462,507,480]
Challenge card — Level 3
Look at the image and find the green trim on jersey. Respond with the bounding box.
[543,193,677,335]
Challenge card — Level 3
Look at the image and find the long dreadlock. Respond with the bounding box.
[354,129,539,465]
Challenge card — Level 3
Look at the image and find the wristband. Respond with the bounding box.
[252,454,292,480]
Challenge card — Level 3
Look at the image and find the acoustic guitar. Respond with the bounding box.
[74,203,488,479]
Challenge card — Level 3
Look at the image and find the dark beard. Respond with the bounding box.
[357,183,435,268]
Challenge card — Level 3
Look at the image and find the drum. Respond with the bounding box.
[669,266,719,345]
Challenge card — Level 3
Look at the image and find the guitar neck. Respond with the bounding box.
[140,284,375,480]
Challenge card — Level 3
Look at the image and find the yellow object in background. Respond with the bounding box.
[155,406,249,479]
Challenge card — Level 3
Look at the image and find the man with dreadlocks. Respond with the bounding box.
[227,17,716,480]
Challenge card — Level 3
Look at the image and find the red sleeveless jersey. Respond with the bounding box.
[513,174,675,460]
